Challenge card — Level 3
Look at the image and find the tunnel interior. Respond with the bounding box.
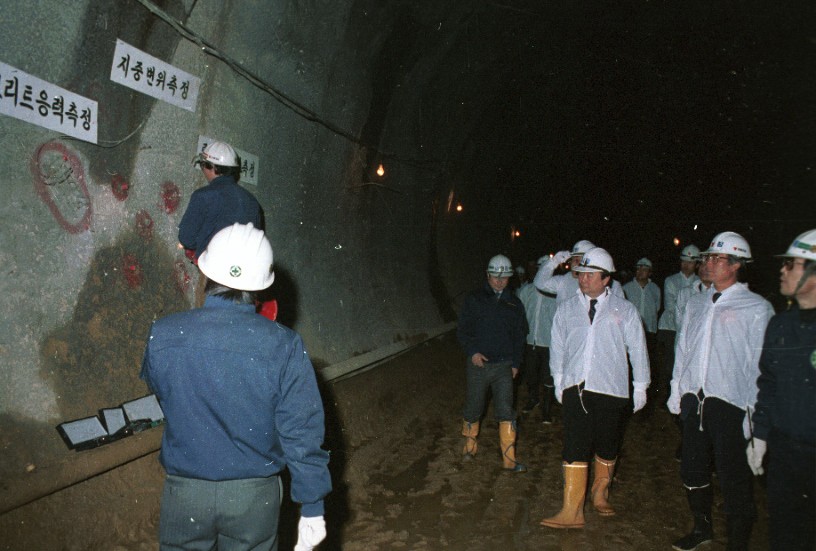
[0,0,813,522]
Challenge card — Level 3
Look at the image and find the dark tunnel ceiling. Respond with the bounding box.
[384,1,815,253]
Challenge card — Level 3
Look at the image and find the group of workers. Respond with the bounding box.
[457,230,816,551]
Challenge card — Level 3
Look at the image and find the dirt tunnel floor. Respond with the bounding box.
[1,331,768,550]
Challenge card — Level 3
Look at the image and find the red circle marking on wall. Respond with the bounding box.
[30,141,93,234]
[111,175,130,201]
[161,181,181,214]
[121,254,143,289]
[173,260,192,294]
[135,209,154,241]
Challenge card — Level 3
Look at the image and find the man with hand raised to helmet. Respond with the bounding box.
[668,231,774,551]
[541,247,650,529]
[141,223,330,551]
[457,254,529,473]
[533,239,625,306]
[749,229,816,551]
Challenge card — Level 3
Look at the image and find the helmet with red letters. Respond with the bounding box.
[680,245,701,261]
[197,141,239,167]
[704,231,752,261]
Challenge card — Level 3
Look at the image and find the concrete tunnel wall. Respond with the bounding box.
[0,0,501,509]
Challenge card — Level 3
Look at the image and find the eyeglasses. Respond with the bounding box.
[781,258,805,271]
[701,255,731,264]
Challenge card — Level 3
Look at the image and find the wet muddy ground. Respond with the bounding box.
[1,331,768,550]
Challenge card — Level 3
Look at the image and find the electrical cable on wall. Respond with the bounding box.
[134,0,440,170]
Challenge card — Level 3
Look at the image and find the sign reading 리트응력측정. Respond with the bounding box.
[0,61,98,144]
[110,39,200,112]
[197,135,259,186]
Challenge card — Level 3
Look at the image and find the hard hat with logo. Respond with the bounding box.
[198,141,239,167]
[486,254,514,277]
[704,231,752,261]
[573,247,615,274]
[571,240,596,257]
[636,257,653,268]
[777,229,816,261]
[198,223,275,291]
[680,244,701,261]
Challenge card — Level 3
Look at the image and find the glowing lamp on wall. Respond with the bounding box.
[455,204,463,212]
[376,163,385,177]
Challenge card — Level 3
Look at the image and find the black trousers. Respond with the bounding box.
[767,431,816,551]
[523,344,552,398]
[679,395,755,518]
[562,386,628,463]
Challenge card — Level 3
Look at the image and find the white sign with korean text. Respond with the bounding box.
[110,39,200,112]
[196,136,259,186]
[0,61,98,143]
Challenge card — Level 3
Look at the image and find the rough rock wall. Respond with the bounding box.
[0,0,466,504]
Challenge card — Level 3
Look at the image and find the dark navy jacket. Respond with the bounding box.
[178,175,263,258]
[457,282,528,368]
[753,306,816,446]
[141,296,331,516]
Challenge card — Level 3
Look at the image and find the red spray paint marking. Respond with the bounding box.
[111,175,130,201]
[135,209,154,241]
[161,181,181,214]
[173,260,192,294]
[121,254,143,289]
[30,141,92,234]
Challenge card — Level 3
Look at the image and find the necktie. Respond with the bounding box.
[589,299,597,324]
[712,292,722,303]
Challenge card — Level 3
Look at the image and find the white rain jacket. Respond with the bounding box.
[518,284,557,347]
[533,256,625,305]
[623,279,661,333]
[550,288,650,400]
[671,282,774,410]
[658,271,700,331]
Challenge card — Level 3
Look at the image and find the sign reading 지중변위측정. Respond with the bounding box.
[110,39,200,112]
[0,60,98,143]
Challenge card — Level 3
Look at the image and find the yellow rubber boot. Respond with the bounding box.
[591,455,616,516]
[499,421,527,473]
[540,462,589,528]
[461,420,479,459]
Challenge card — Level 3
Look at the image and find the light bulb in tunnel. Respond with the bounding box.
[673,237,680,246]
[376,163,385,177]
[456,204,463,212]
[514,230,521,237]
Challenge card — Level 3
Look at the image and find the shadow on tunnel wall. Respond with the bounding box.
[0,229,188,485]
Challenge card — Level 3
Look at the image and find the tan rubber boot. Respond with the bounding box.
[461,420,479,459]
[540,462,589,528]
[591,455,616,516]
[499,421,527,473]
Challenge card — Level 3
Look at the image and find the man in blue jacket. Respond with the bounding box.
[749,229,816,551]
[142,223,330,551]
[457,254,528,473]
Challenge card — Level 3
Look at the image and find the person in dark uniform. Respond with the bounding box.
[749,229,816,551]
[457,254,528,473]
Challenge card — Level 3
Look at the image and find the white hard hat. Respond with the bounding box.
[680,244,701,261]
[571,239,596,257]
[704,231,752,261]
[198,223,275,291]
[573,247,615,273]
[636,257,653,268]
[777,229,816,261]
[199,141,239,167]
[486,254,514,277]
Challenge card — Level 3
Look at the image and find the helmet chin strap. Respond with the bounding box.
[793,262,816,298]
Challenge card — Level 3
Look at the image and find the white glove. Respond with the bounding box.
[294,515,326,551]
[666,381,681,415]
[746,438,767,476]
[742,408,754,440]
[552,250,571,265]
[633,388,647,413]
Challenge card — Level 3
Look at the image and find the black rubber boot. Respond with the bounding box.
[672,487,714,551]
[725,515,753,551]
